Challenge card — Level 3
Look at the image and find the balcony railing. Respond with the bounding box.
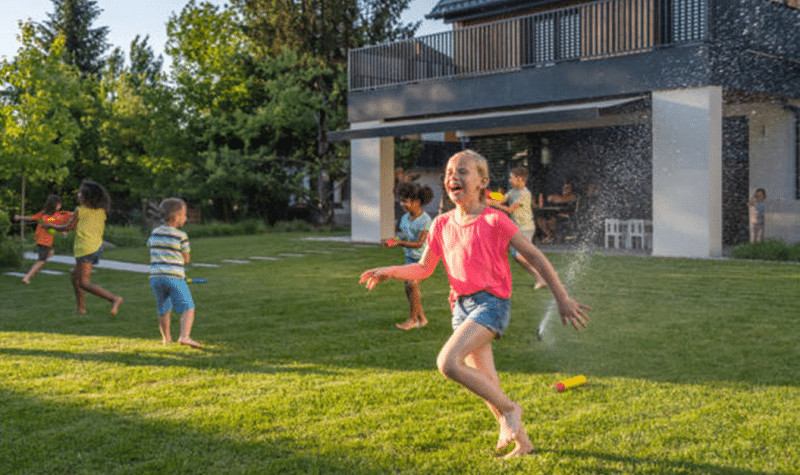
[349,0,710,91]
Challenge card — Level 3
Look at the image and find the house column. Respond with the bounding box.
[350,135,395,243]
[651,87,723,258]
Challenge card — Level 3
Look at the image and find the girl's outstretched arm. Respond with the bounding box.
[360,247,440,290]
[45,208,79,232]
[509,232,591,330]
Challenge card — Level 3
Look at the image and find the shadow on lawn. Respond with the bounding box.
[0,346,339,378]
[0,388,388,474]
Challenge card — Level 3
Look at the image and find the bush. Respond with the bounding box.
[788,242,800,261]
[0,240,22,267]
[731,239,795,261]
[182,219,268,239]
[105,225,147,248]
[271,220,314,233]
[52,231,74,255]
[0,210,22,267]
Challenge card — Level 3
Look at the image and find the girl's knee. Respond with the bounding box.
[436,352,459,379]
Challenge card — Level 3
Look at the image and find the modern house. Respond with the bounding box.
[332,0,800,258]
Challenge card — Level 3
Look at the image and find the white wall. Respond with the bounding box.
[652,87,723,257]
[350,136,395,243]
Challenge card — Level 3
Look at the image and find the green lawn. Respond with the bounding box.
[2,233,799,474]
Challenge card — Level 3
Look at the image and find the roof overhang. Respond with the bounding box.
[329,96,647,142]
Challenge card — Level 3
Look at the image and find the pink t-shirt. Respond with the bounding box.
[427,206,518,303]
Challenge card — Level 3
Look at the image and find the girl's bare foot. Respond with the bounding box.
[76,308,87,314]
[162,338,172,345]
[110,297,123,316]
[534,280,547,290]
[21,277,30,284]
[503,434,534,459]
[417,315,428,328]
[396,317,418,330]
[497,402,524,450]
[178,338,203,349]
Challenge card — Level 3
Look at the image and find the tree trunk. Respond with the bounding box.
[20,171,26,242]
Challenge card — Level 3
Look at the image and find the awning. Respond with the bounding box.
[329,96,647,142]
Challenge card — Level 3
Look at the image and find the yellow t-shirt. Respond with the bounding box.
[74,206,106,258]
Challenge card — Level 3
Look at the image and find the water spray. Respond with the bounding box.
[536,244,592,342]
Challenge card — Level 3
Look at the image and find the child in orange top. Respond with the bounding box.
[46,180,122,315]
[360,150,591,458]
[14,195,70,284]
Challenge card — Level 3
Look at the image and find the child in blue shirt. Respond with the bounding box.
[385,182,434,330]
[147,198,202,348]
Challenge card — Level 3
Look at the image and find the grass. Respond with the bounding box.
[2,233,799,474]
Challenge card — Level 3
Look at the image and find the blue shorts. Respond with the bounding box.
[451,290,511,339]
[404,255,420,265]
[149,276,195,316]
[76,247,103,265]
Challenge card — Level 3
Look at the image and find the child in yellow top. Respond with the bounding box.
[47,180,123,315]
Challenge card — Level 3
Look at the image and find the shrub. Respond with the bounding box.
[0,210,22,267]
[183,219,267,238]
[271,220,314,233]
[731,239,794,261]
[105,225,147,248]
[52,231,74,254]
[0,240,22,267]
[788,242,800,261]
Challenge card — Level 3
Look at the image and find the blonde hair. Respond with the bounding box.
[448,149,489,202]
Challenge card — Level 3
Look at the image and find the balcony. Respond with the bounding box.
[348,0,799,95]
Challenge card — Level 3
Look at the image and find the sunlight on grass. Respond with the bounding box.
[2,233,799,473]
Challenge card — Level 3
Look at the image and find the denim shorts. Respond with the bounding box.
[75,247,103,265]
[404,255,420,265]
[37,245,53,261]
[149,276,195,315]
[451,290,511,339]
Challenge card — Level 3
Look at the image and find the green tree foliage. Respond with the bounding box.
[0,24,83,189]
[230,0,419,223]
[2,0,420,226]
[31,0,117,217]
[35,0,110,77]
[166,1,299,223]
[97,36,191,206]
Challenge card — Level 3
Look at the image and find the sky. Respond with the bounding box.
[0,0,448,68]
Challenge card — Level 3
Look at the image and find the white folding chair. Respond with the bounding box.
[626,219,646,249]
[604,219,626,248]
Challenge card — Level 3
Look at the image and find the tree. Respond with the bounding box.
[96,36,191,206]
[0,23,84,237]
[35,0,110,77]
[231,0,419,223]
[166,1,298,222]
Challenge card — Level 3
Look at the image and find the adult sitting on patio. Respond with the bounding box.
[536,181,578,244]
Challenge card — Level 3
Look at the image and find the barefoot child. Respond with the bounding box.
[386,182,434,330]
[748,188,767,243]
[491,167,547,290]
[360,150,591,458]
[45,181,123,315]
[14,195,69,284]
[147,198,202,349]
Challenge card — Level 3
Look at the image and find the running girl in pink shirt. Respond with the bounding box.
[360,150,591,458]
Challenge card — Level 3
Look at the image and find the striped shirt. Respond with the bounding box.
[148,225,190,278]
